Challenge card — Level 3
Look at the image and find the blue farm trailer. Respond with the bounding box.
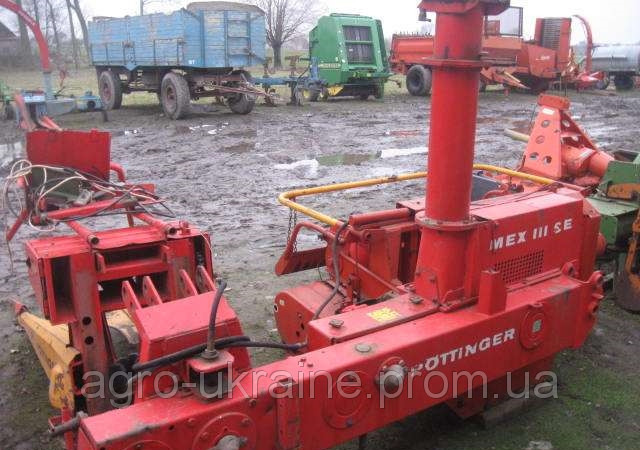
[88,2,266,118]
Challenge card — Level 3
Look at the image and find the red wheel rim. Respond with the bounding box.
[164,84,176,113]
[101,80,112,103]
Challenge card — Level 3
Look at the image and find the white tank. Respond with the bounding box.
[592,45,640,73]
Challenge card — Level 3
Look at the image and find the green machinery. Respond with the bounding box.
[590,152,640,311]
[591,153,640,248]
[308,14,392,101]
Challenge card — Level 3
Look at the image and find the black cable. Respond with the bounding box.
[205,280,228,356]
[312,221,350,320]
[218,341,307,352]
[131,335,250,373]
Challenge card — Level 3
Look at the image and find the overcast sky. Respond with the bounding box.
[4,0,640,44]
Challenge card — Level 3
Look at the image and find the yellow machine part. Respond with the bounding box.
[16,308,138,411]
[16,309,80,411]
[616,212,640,312]
[327,85,344,97]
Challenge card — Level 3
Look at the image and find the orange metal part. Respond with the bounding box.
[519,94,614,186]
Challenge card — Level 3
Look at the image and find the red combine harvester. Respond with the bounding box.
[391,7,602,95]
[9,1,606,449]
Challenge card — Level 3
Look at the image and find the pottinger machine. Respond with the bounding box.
[9,1,606,449]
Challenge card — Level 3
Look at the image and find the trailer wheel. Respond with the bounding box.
[99,71,123,110]
[161,72,191,120]
[597,75,610,90]
[529,80,550,95]
[307,83,322,102]
[308,90,321,102]
[614,74,634,91]
[2,101,14,121]
[228,94,256,115]
[406,65,431,96]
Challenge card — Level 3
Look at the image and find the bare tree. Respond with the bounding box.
[65,0,79,68]
[30,0,42,27]
[15,0,33,59]
[46,0,62,51]
[139,0,172,16]
[247,0,320,69]
[68,0,89,57]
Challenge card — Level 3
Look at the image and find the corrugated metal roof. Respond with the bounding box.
[0,21,17,40]
[187,1,264,14]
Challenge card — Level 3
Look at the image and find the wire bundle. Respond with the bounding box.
[2,159,176,231]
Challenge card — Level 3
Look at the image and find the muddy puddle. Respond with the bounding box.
[275,146,427,172]
[0,140,24,169]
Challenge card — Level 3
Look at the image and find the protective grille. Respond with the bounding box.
[540,18,565,50]
[343,26,372,41]
[494,251,544,284]
[346,44,374,63]
[343,26,374,64]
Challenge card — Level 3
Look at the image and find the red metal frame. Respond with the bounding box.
[13,2,606,449]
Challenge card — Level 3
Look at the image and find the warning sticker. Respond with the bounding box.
[367,307,402,323]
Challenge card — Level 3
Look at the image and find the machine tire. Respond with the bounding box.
[614,74,634,91]
[99,71,123,110]
[228,94,256,115]
[479,80,487,92]
[374,82,385,99]
[308,89,321,102]
[529,79,550,95]
[597,74,611,90]
[359,93,370,101]
[406,65,431,96]
[161,72,191,120]
[2,102,14,121]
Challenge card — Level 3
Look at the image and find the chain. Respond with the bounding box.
[287,208,298,252]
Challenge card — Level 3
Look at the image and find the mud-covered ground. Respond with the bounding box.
[1,86,639,450]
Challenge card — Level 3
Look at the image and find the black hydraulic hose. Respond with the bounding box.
[219,341,307,352]
[131,335,250,373]
[205,280,228,356]
[312,222,350,320]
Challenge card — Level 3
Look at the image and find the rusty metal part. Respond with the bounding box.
[615,214,640,312]
[49,412,87,438]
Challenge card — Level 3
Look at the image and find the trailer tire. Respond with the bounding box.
[161,72,191,120]
[406,65,431,96]
[228,94,256,115]
[308,90,321,102]
[614,74,634,91]
[597,75,610,90]
[2,102,14,121]
[99,71,123,110]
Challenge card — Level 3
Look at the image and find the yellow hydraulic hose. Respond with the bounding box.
[278,165,555,227]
